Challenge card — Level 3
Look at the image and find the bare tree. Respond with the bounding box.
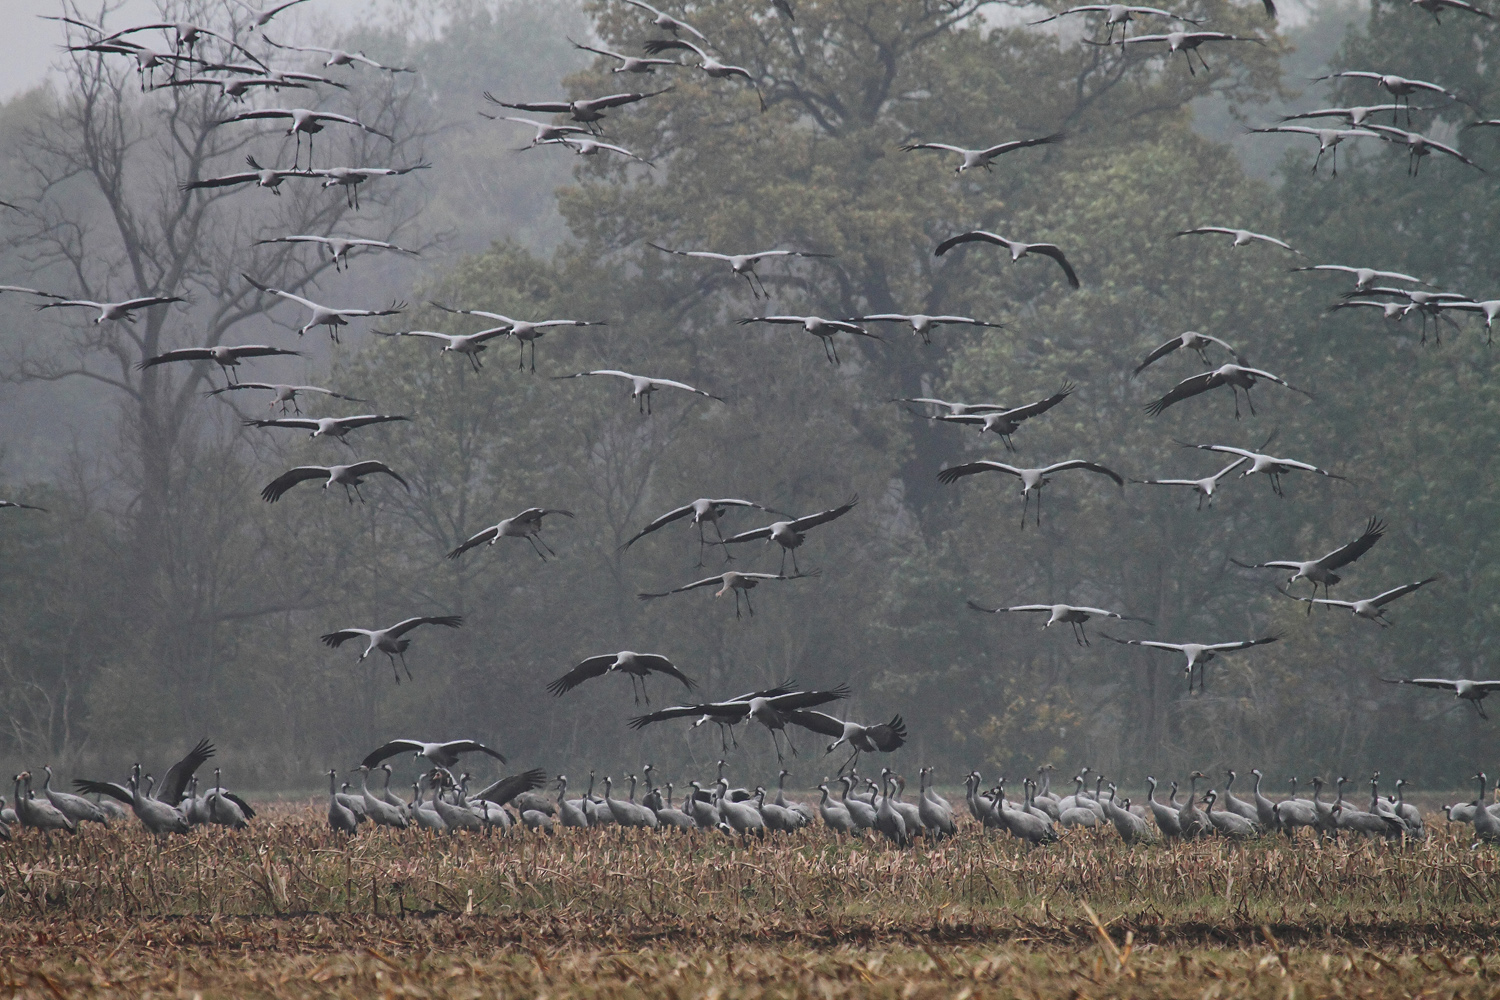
[10,0,429,551]
[1,0,431,742]
[11,1,426,544]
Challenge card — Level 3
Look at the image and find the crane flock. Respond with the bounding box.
[3,0,1496,851]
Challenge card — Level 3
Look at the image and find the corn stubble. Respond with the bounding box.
[1,802,1496,998]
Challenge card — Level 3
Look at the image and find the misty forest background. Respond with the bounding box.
[0,0,1496,794]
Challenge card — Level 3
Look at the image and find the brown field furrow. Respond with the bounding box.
[3,808,1499,997]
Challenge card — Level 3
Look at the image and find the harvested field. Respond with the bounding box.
[3,803,1498,998]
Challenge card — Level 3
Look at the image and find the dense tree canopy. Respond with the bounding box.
[0,0,1495,791]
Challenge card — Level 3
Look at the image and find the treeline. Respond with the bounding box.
[0,0,1496,791]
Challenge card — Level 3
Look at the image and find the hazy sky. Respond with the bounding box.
[4,0,1325,101]
[2,0,370,101]
[4,1,148,100]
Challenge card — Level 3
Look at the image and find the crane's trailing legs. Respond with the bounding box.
[837,748,861,777]
[697,520,732,568]
[1019,488,1044,528]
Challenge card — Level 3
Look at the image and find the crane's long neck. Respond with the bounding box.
[328,771,338,798]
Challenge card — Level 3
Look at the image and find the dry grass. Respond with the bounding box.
[2,803,1498,998]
